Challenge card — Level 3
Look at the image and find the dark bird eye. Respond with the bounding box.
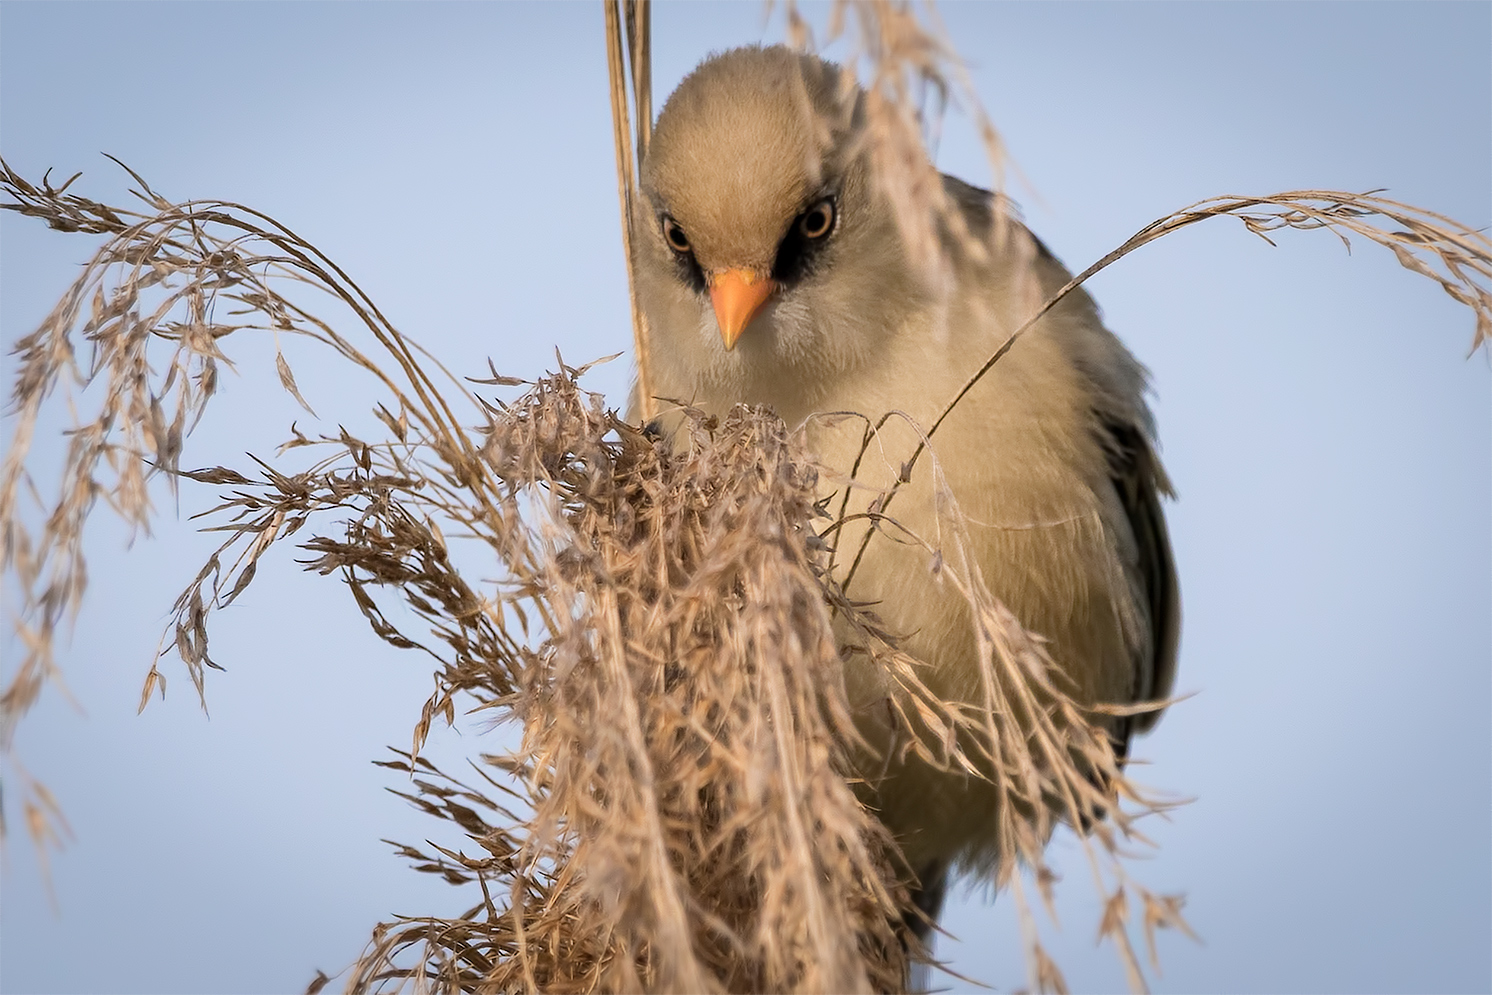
[798,198,836,239]
[662,216,691,254]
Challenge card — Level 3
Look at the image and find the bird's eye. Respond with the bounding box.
[798,198,836,240]
[662,216,691,254]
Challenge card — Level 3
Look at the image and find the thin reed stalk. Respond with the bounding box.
[606,0,657,424]
[837,189,1492,594]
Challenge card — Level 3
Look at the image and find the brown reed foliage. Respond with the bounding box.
[3,4,1490,994]
[0,157,921,993]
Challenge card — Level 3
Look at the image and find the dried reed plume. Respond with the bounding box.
[3,4,1490,994]
[0,157,914,993]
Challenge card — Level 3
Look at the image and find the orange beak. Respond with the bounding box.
[709,268,777,350]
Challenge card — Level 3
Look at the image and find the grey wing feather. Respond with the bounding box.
[1100,415,1180,737]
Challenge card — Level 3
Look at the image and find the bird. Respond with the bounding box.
[629,44,1179,957]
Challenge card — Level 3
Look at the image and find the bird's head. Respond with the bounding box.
[636,46,928,413]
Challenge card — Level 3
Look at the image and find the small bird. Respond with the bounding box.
[631,46,1178,950]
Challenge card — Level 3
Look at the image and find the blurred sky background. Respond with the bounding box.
[1,2,1488,993]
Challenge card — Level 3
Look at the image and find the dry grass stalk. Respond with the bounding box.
[606,0,658,425]
[837,188,1492,604]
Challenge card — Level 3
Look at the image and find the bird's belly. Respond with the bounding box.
[806,409,1134,872]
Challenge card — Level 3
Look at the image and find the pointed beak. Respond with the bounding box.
[709,268,777,350]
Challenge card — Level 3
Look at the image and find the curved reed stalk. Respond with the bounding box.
[835,189,1492,595]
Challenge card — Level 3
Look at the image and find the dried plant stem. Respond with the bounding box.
[838,189,1492,594]
[625,0,653,164]
[605,0,656,424]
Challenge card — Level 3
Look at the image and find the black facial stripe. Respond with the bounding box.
[771,197,837,286]
[674,250,707,293]
[657,212,708,293]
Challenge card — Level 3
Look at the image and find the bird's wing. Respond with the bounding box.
[942,171,1180,742]
[1097,414,1180,739]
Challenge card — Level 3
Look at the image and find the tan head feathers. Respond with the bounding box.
[642,46,860,274]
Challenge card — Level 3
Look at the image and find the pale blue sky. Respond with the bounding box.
[2,3,1488,993]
